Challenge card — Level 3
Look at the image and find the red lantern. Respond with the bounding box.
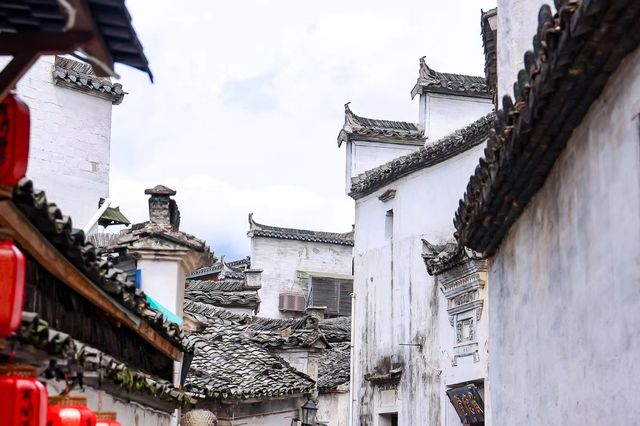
[0,364,48,426]
[0,239,26,337]
[96,412,121,426]
[48,395,96,426]
[0,92,30,185]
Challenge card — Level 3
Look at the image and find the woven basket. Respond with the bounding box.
[182,410,218,426]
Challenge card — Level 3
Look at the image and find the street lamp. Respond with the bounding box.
[300,399,318,426]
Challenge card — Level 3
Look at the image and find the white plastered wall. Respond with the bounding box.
[10,56,115,228]
[250,237,353,319]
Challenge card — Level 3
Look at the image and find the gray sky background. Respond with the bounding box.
[109,0,497,259]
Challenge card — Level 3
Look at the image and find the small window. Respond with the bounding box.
[385,209,394,240]
[456,317,475,344]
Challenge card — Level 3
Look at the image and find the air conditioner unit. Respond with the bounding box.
[279,292,306,312]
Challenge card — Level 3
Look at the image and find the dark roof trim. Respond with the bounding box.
[481,8,498,102]
[454,0,640,256]
[53,56,126,104]
[349,112,495,200]
[247,214,354,246]
[410,57,491,100]
[337,103,424,147]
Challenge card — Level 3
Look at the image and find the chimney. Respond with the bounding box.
[144,185,181,229]
[306,305,327,321]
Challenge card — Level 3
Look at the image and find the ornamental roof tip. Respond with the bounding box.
[337,102,424,147]
[53,56,126,105]
[247,213,354,246]
[411,57,490,100]
[454,0,640,256]
[349,112,495,199]
[421,239,481,276]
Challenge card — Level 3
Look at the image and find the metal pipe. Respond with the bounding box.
[349,290,356,426]
[82,197,111,235]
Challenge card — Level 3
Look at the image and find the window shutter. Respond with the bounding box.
[310,277,353,316]
[338,279,353,314]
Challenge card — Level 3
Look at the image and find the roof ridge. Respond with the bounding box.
[349,112,495,199]
[247,214,354,246]
[411,57,490,100]
[337,103,424,147]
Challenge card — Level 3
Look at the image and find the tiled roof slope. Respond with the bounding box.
[411,57,490,99]
[53,57,126,104]
[12,313,194,408]
[337,103,424,147]
[183,303,317,400]
[187,256,251,280]
[349,112,495,199]
[185,335,315,400]
[185,280,260,310]
[318,317,351,392]
[454,0,640,256]
[319,316,351,343]
[11,179,185,349]
[184,301,327,350]
[318,342,350,392]
[248,214,354,247]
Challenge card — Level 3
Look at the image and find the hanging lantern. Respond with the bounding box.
[96,412,121,426]
[0,238,26,337]
[0,92,30,185]
[48,395,97,426]
[0,364,48,426]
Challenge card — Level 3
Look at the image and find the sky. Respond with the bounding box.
[109,0,497,259]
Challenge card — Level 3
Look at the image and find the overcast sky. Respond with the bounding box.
[109,0,497,259]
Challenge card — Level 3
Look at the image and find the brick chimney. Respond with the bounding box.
[144,185,180,229]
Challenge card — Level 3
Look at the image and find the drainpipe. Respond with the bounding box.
[349,291,356,426]
[82,198,111,235]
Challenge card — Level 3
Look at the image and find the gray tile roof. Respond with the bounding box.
[337,103,424,147]
[318,342,350,392]
[184,301,328,350]
[410,57,490,99]
[53,57,126,105]
[185,279,260,310]
[248,214,354,247]
[13,312,194,409]
[317,317,351,392]
[185,335,315,400]
[454,0,640,256]
[183,302,318,400]
[187,257,251,280]
[349,112,495,199]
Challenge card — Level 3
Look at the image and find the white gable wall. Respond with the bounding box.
[250,236,353,319]
[12,56,115,228]
[418,93,493,142]
[345,140,419,194]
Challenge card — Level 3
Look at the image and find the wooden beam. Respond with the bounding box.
[0,31,93,55]
[0,54,39,103]
[0,200,181,360]
[0,31,94,102]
